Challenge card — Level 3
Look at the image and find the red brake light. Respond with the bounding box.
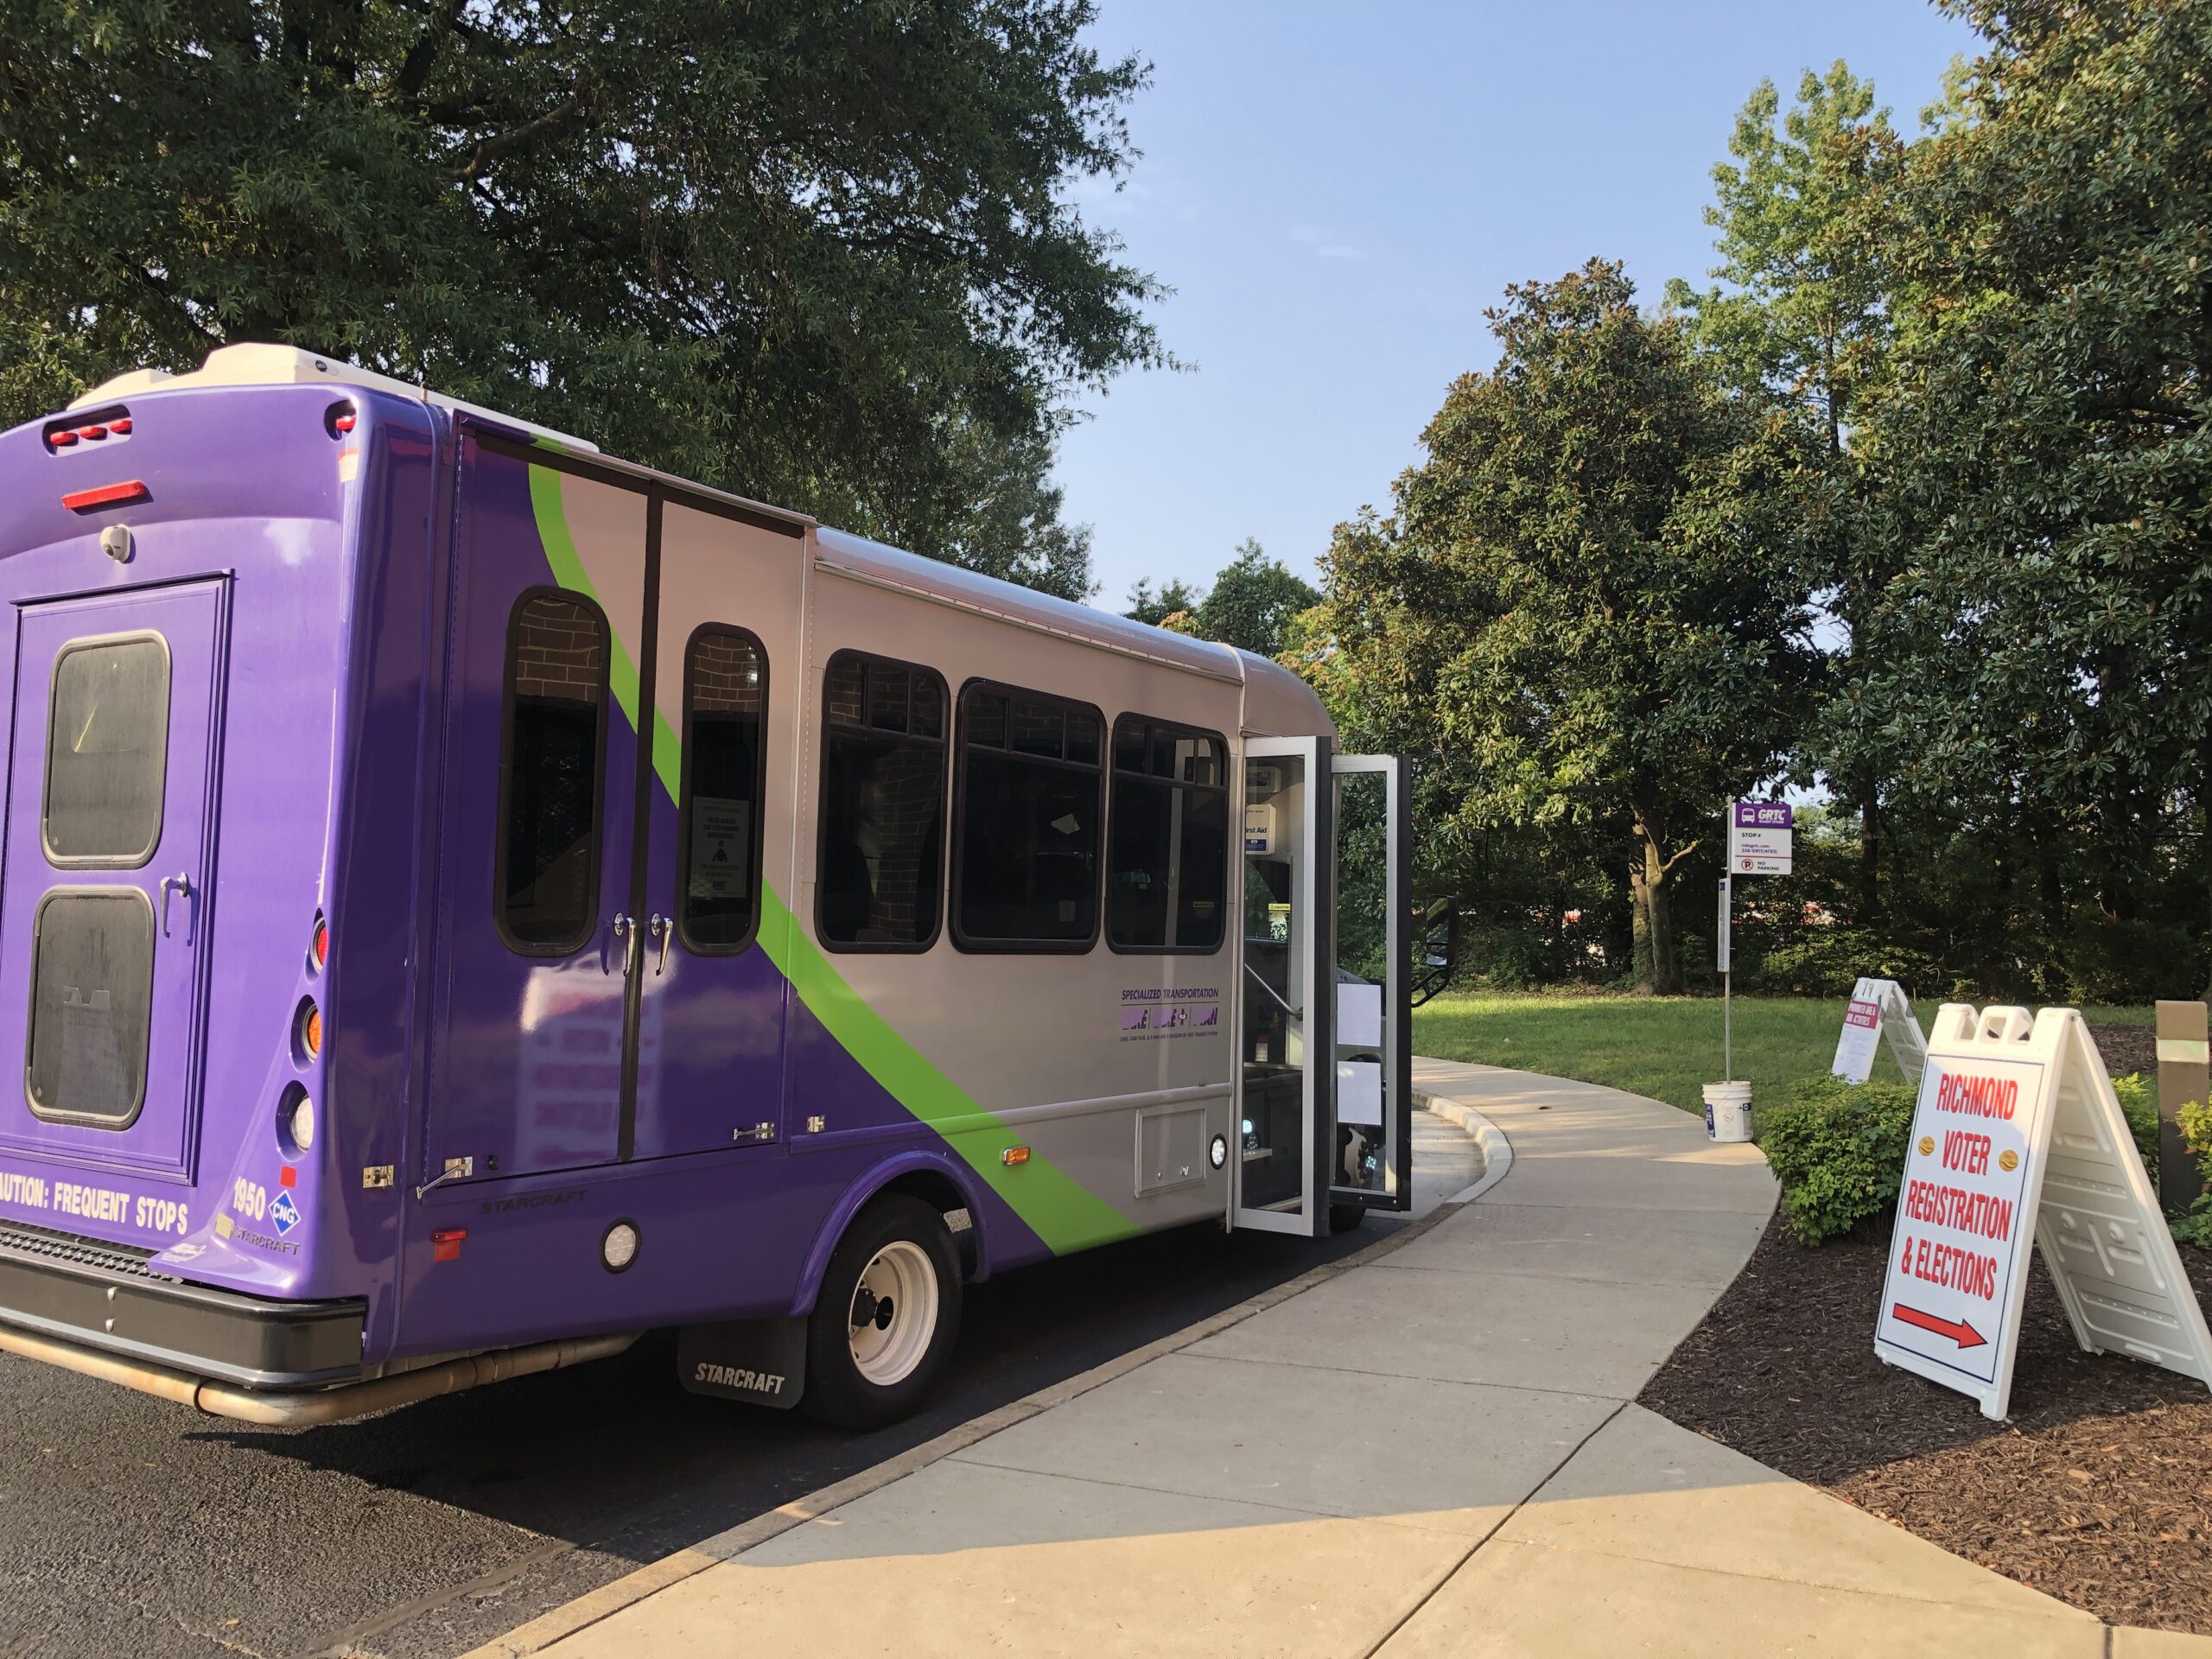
[49,429,78,448]
[109,417,132,435]
[313,919,329,970]
[61,480,150,512]
[333,413,356,433]
[76,425,107,442]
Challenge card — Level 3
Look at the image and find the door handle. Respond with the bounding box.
[648,913,671,976]
[159,874,193,938]
[612,912,639,978]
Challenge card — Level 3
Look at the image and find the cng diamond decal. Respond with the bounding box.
[270,1189,301,1236]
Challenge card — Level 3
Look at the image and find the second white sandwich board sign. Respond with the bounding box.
[1875,1003,2212,1421]
[1831,976,1928,1085]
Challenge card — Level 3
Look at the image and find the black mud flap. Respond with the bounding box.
[677,1315,806,1408]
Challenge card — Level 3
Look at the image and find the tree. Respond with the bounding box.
[1313,261,1823,992]
[1124,538,1319,653]
[1853,0,2212,995]
[1194,539,1319,658]
[1667,62,1903,922]
[1124,576,1205,626]
[0,0,1160,592]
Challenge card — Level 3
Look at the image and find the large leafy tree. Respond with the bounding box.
[0,0,1158,590]
[1315,261,1823,992]
[1194,538,1319,658]
[1668,62,1903,921]
[1857,0,2212,993]
[1125,538,1319,654]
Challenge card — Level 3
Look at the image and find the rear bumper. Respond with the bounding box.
[0,1223,365,1389]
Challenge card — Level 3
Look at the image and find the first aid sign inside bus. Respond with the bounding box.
[1727,801,1793,875]
[1876,1052,2041,1392]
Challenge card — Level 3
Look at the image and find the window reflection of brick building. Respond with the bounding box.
[688,634,763,719]
[505,594,605,946]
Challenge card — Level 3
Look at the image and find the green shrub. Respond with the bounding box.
[1756,1075,1919,1245]
[2174,1099,2212,1249]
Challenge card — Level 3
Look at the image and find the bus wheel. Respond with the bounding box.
[1328,1202,1368,1235]
[803,1195,963,1430]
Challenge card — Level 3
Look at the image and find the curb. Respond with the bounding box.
[1417,1088,1514,1205]
[463,1096,1507,1659]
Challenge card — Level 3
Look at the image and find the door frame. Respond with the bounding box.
[1230,734,1332,1236]
[0,576,230,1182]
[1331,752,1414,1213]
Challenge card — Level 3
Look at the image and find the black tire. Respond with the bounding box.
[801,1195,963,1431]
[1328,1201,1369,1235]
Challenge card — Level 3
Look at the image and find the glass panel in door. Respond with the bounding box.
[1332,753,1412,1212]
[1232,737,1328,1234]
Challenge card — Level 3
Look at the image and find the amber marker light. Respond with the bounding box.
[1001,1145,1031,1167]
[297,999,322,1062]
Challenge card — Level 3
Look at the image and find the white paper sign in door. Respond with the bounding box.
[1875,1004,2212,1421]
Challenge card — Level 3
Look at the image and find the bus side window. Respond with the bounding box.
[678,626,768,952]
[1107,717,1229,954]
[497,590,609,953]
[952,683,1104,952]
[817,651,946,950]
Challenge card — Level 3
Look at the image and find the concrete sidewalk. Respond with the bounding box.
[473,1062,2208,1658]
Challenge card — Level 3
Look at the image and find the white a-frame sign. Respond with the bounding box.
[1876,1004,2212,1421]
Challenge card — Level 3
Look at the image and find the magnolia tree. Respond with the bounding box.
[1313,261,1825,993]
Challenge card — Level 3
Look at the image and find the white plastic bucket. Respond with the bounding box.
[1702,1082,1752,1143]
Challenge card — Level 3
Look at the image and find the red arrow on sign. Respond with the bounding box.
[1891,1303,1986,1349]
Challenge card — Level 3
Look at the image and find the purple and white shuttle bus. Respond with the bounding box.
[0,346,1413,1428]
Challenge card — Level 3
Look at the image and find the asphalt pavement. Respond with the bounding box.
[0,1115,1479,1659]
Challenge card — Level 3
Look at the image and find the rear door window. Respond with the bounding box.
[42,633,170,868]
[25,890,156,1125]
[678,627,769,951]
[498,591,610,952]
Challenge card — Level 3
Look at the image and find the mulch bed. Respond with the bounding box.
[2088,1021,2158,1081]
[1641,1022,2212,1633]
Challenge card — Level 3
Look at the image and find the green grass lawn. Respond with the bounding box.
[1411,991,2153,1116]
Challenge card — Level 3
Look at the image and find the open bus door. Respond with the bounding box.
[1231,741,1412,1236]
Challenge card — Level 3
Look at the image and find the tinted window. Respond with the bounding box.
[44,634,170,867]
[26,891,155,1125]
[499,592,607,951]
[955,685,1103,949]
[818,652,945,949]
[680,629,767,951]
[1108,717,1229,952]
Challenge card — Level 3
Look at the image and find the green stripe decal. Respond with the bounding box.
[524,456,1136,1256]
[757,888,1140,1255]
[527,464,642,730]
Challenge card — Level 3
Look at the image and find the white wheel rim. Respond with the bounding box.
[848,1239,939,1387]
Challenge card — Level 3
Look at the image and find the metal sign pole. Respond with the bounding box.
[1717,873,1732,1083]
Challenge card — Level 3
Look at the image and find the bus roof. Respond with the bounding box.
[815,526,1245,686]
[69,344,601,454]
[60,345,1331,730]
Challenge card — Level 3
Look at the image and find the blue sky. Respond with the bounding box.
[1055,0,1981,613]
